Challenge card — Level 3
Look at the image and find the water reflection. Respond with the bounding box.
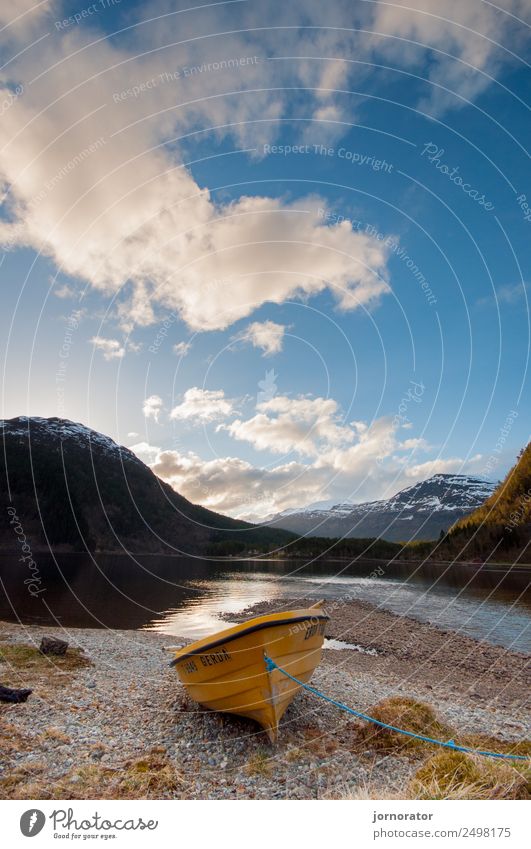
[0,553,529,652]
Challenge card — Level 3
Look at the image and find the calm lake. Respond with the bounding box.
[0,553,529,653]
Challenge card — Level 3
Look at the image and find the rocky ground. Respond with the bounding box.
[0,598,529,800]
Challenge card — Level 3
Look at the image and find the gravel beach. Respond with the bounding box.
[1,598,529,800]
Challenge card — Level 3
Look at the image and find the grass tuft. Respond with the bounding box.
[246,749,272,777]
[356,697,453,754]
[410,750,530,800]
[0,642,92,671]
[1,751,185,800]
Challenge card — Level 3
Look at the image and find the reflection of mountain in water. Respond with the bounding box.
[0,553,214,629]
[0,554,529,652]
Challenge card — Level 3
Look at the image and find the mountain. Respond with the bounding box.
[267,474,497,542]
[0,417,293,555]
[440,443,531,559]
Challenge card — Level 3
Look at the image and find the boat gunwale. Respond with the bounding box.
[170,611,329,665]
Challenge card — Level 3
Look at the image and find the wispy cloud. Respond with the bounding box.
[477,282,528,308]
[173,341,192,357]
[90,336,125,361]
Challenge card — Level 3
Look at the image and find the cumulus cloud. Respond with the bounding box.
[1,0,523,333]
[170,387,235,423]
[91,335,141,360]
[130,444,330,518]
[131,386,482,518]
[142,394,164,422]
[0,7,395,336]
[224,395,353,457]
[238,320,287,356]
[91,336,125,361]
[130,385,477,519]
[131,424,482,521]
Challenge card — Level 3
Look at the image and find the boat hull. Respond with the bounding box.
[170,606,329,741]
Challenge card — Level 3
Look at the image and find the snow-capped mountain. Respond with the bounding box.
[0,416,141,464]
[267,474,497,542]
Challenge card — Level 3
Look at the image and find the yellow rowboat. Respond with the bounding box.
[168,601,329,742]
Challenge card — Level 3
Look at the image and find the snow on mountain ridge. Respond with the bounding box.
[316,474,497,517]
[267,474,498,542]
[0,416,139,464]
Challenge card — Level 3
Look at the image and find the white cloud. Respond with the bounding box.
[127,431,139,438]
[142,395,164,422]
[239,320,287,356]
[53,283,76,299]
[370,0,530,112]
[224,395,353,457]
[91,336,125,361]
[173,341,192,357]
[1,1,522,330]
[129,441,163,465]
[0,0,56,35]
[0,9,391,334]
[130,441,333,518]
[404,455,483,479]
[130,427,482,521]
[170,387,235,423]
[477,282,528,307]
[133,388,450,518]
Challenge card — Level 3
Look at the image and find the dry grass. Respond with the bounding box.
[343,695,531,800]
[0,642,92,671]
[355,696,453,755]
[1,750,186,800]
[246,749,272,777]
[42,726,71,744]
[410,750,530,800]
[337,751,530,801]
[0,717,34,757]
[286,746,304,762]
[301,724,341,758]
[340,784,405,800]
[0,761,48,799]
[461,734,531,759]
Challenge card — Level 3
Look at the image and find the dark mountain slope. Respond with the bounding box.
[0,417,293,555]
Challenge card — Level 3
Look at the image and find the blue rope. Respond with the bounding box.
[264,655,528,761]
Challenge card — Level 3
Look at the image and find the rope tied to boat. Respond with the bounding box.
[264,655,528,762]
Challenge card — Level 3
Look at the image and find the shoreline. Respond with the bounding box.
[0,596,529,800]
[1,548,530,571]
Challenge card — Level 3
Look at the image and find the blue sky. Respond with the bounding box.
[0,0,530,519]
